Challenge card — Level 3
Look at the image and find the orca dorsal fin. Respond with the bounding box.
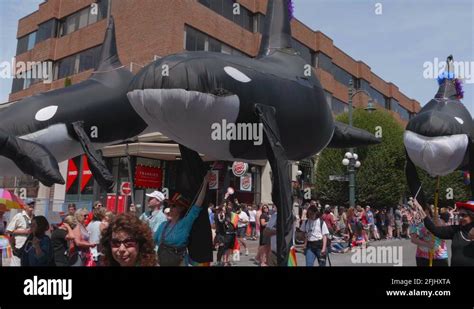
[435,80,459,100]
[258,0,293,57]
[435,55,461,100]
[96,16,121,71]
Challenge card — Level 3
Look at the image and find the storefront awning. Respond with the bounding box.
[102,141,267,166]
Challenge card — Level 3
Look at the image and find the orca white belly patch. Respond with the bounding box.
[127,89,241,160]
[404,130,468,176]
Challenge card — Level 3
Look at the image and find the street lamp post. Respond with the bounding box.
[344,79,375,207]
[342,152,361,207]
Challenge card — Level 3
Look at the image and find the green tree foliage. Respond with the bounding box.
[315,108,470,209]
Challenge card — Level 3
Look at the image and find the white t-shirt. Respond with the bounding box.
[6,211,31,249]
[267,214,277,253]
[302,219,329,241]
[238,212,249,228]
[87,221,102,244]
[249,210,257,222]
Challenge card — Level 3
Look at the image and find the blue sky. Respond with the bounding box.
[0,0,473,113]
[293,0,474,113]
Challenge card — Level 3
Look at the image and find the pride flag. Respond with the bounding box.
[188,258,211,267]
[288,246,297,267]
[232,235,240,261]
[230,212,239,228]
[463,171,470,185]
[0,236,12,259]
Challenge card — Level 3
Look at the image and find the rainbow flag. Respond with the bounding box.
[232,235,240,261]
[0,236,12,259]
[188,259,211,267]
[463,171,470,185]
[230,212,239,228]
[288,246,297,267]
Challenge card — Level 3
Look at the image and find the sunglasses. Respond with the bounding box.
[111,238,137,248]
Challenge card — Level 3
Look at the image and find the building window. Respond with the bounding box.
[185,26,206,51]
[389,98,399,111]
[36,19,58,43]
[198,0,255,32]
[59,0,108,37]
[332,97,348,115]
[16,31,36,55]
[315,52,333,73]
[56,55,76,80]
[79,46,101,72]
[11,78,25,93]
[184,25,247,56]
[356,78,371,93]
[11,69,43,93]
[332,65,354,87]
[397,104,410,121]
[369,87,386,108]
[55,45,102,80]
[291,38,313,65]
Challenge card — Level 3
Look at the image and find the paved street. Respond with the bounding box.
[216,238,452,267]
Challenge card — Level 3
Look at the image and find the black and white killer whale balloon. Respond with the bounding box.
[0,17,148,189]
[0,1,380,265]
[127,0,380,265]
[404,56,471,206]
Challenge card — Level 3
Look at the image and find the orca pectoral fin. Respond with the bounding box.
[255,103,293,266]
[0,130,64,186]
[327,121,381,148]
[72,121,114,192]
[405,150,427,209]
[178,145,213,264]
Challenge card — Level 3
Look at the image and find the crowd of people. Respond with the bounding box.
[1,178,472,266]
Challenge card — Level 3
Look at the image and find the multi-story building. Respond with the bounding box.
[3,0,421,216]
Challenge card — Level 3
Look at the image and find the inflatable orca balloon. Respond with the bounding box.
[127,0,380,265]
[404,55,471,206]
[0,17,148,189]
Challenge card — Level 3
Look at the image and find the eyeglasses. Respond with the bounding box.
[111,238,137,248]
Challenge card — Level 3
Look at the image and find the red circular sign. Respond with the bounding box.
[232,162,248,177]
[121,182,131,195]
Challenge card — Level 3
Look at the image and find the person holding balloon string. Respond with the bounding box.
[409,198,449,267]
[414,199,474,266]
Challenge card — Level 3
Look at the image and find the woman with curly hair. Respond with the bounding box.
[100,213,157,267]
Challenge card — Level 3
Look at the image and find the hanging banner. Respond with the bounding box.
[134,165,163,189]
[240,173,252,192]
[66,158,78,193]
[209,170,219,189]
[232,162,248,177]
[106,195,126,214]
[80,155,93,192]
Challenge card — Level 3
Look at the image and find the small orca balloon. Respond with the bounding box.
[0,17,148,189]
[404,55,471,206]
[127,0,380,265]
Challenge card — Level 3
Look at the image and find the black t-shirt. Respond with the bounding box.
[260,213,270,232]
[51,229,69,266]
